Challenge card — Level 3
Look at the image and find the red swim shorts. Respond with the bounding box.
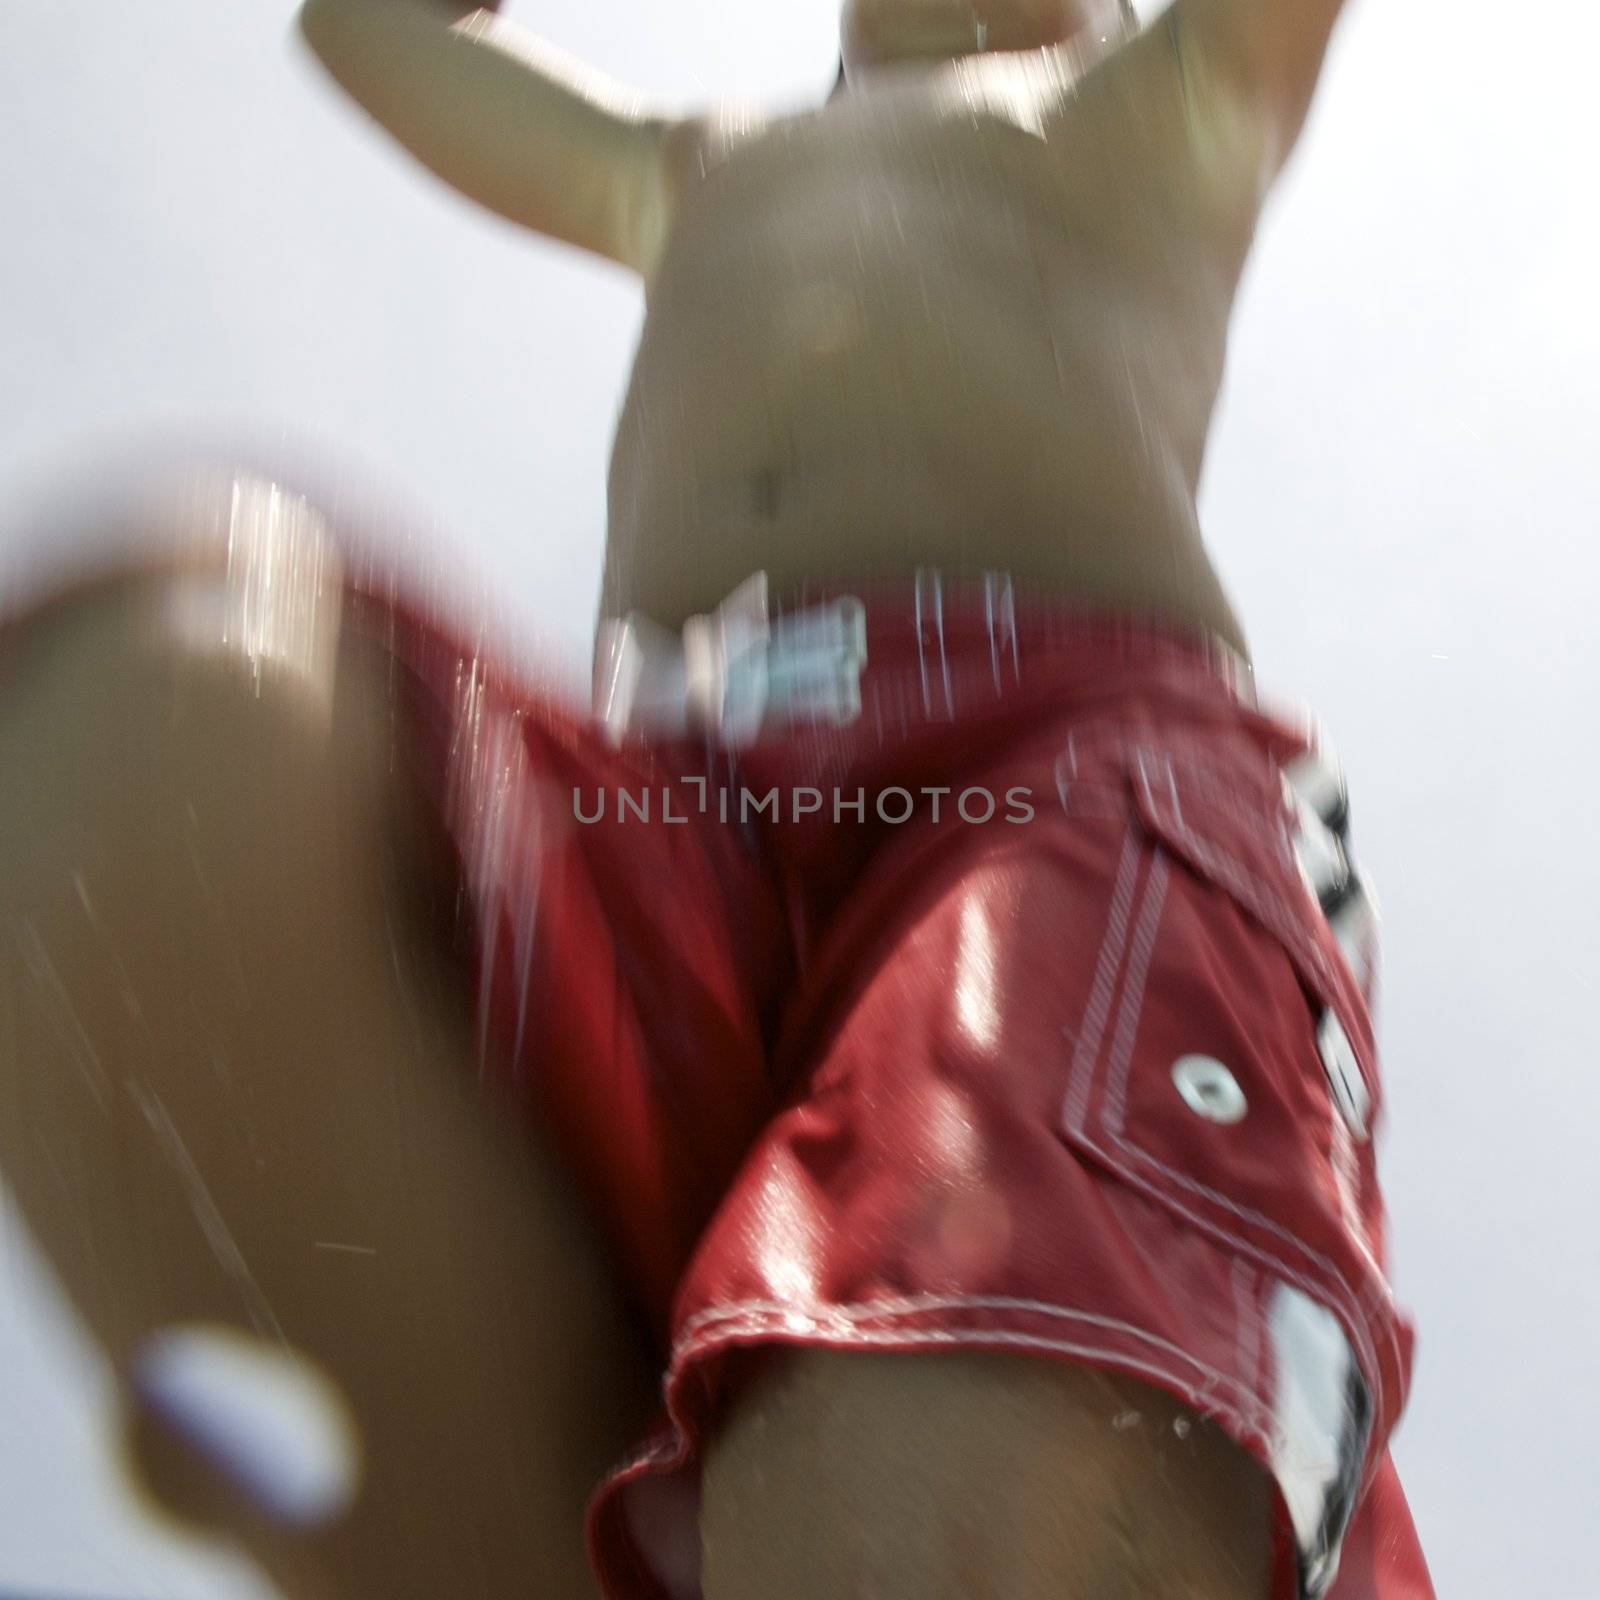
[0,478,1433,1600]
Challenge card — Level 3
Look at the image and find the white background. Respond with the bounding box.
[1,1,1596,1595]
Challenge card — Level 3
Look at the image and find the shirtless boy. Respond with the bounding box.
[0,1,1433,1597]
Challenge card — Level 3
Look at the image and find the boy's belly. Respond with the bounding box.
[600,136,1247,656]
[601,341,1246,660]
[602,462,1243,659]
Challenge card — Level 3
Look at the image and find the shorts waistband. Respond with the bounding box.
[595,569,1255,747]
[772,568,1254,691]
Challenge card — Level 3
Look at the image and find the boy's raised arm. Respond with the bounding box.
[296,0,686,275]
[1170,0,1356,175]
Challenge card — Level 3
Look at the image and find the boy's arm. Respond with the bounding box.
[1169,0,1355,176]
[296,0,689,275]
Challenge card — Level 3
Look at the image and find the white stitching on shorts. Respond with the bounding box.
[1103,853,1169,1137]
[671,1295,1275,1432]
[678,1287,1229,1361]
[1062,827,1142,1132]
[598,1301,1279,1497]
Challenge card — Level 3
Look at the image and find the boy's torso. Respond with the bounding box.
[601,18,1271,657]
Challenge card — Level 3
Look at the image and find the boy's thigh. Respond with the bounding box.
[0,544,655,1597]
[702,1345,1273,1600]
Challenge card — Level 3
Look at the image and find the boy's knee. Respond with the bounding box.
[0,500,422,905]
[3,485,346,738]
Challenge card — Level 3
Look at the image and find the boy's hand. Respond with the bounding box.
[1175,0,1355,176]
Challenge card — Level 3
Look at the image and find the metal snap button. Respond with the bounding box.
[1171,1056,1249,1124]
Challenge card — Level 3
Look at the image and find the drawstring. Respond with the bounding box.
[595,573,868,748]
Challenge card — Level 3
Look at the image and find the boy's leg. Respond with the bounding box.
[702,1346,1273,1599]
[0,545,656,1597]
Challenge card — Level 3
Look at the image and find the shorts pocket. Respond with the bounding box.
[1054,727,1408,1478]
